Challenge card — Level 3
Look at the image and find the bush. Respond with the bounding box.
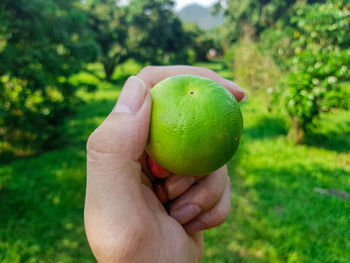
[183,23,222,63]
[0,0,96,159]
[284,2,350,143]
[227,40,281,94]
[322,82,350,110]
[259,25,296,70]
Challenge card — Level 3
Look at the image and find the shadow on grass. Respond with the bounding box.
[205,159,350,263]
[0,75,123,261]
[0,147,94,262]
[0,94,117,165]
[244,115,288,140]
[306,130,350,153]
[305,111,350,153]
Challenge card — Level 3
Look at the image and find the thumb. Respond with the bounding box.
[87,76,151,162]
[85,76,154,250]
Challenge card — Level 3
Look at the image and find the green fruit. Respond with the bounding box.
[145,75,243,176]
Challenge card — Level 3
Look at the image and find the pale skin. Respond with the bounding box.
[84,66,248,262]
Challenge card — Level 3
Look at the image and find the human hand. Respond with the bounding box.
[84,66,247,262]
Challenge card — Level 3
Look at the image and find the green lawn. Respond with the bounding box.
[1,61,349,262]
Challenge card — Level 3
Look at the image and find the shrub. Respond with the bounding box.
[0,0,97,159]
[284,1,350,143]
[228,40,281,96]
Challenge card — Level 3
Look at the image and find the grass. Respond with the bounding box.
[0,60,349,262]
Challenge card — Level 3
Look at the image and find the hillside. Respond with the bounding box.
[177,3,224,30]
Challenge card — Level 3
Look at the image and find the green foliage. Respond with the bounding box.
[84,0,131,81]
[221,0,298,42]
[226,40,281,94]
[0,0,97,158]
[224,0,350,143]
[0,0,194,158]
[322,81,350,110]
[128,0,191,65]
[284,1,350,142]
[84,0,192,80]
[183,23,223,62]
[286,50,350,124]
[259,24,296,70]
[220,0,336,43]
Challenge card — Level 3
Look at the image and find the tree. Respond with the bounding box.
[219,0,329,43]
[221,0,349,144]
[84,0,191,81]
[218,0,298,42]
[183,23,224,62]
[84,0,131,82]
[0,0,96,158]
[128,0,191,65]
[229,40,281,93]
[284,0,350,143]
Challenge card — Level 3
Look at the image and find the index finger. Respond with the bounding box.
[137,65,248,102]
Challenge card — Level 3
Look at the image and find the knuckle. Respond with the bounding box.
[216,206,230,223]
[211,187,222,202]
[86,129,99,152]
[86,128,108,154]
[86,116,133,157]
[196,174,226,208]
[205,206,229,228]
[200,185,221,204]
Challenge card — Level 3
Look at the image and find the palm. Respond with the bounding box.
[141,183,203,263]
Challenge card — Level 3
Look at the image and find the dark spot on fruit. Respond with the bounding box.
[190,91,194,95]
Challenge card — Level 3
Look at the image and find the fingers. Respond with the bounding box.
[145,161,231,234]
[164,174,205,200]
[184,178,231,233]
[137,65,248,102]
[153,180,169,204]
[139,152,155,181]
[169,166,228,224]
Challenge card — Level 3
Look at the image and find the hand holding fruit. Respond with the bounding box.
[84,66,247,262]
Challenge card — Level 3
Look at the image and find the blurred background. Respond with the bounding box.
[0,0,349,262]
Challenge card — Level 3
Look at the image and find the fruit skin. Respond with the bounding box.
[146,74,243,176]
[147,155,171,179]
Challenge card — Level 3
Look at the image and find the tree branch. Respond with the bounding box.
[82,68,104,81]
[314,187,350,201]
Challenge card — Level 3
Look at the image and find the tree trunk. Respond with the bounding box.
[103,60,116,82]
[291,117,305,145]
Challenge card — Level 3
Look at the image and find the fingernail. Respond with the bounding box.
[170,204,201,224]
[167,176,195,199]
[234,84,249,101]
[241,92,249,101]
[113,76,147,114]
[231,82,246,94]
[185,220,206,233]
[222,79,248,101]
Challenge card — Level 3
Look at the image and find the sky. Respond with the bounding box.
[174,0,218,10]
